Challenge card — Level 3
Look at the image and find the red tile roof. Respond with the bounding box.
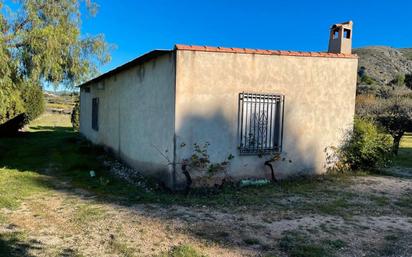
[175,44,357,59]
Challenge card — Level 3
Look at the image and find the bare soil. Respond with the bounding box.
[1,174,411,257]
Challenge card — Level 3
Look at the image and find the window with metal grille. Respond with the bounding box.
[238,93,284,155]
[92,98,99,131]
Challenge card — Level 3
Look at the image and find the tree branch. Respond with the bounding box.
[13,18,29,34]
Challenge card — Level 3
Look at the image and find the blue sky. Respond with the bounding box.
[71,0,411,89]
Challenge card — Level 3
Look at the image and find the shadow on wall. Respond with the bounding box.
[174,107,322,185]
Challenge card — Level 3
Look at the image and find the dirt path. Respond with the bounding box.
[1,174,412,257]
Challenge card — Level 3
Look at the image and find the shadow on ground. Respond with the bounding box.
[1,125,412,256]
[0,232,36,257]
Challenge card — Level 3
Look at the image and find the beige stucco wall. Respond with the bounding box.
[80,53,176,186]
[174,50,358,183]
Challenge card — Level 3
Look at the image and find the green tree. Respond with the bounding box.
[0,84,25,124]
[0,0,110,125]
[20,83,45,122]
[375,95,412,154]
[356,87,412,155]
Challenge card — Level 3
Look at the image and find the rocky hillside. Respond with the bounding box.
[353,46,412,84]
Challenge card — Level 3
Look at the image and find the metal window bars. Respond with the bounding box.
[238,92,284,155]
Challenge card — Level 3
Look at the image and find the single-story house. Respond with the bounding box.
[79,21,358,189]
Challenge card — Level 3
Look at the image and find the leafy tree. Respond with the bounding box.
[0,84,25,124]
[375,96,412,154]
[356,87,412,154]
[0,0,110,126]
[20,83,45,122]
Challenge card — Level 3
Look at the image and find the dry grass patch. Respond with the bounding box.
[72,204,106,225]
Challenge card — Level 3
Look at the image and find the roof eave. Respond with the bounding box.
[78,49,172,87]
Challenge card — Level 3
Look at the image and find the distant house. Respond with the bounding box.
[79,21,358,189]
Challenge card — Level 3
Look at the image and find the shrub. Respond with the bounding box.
[359,74,377,85]
[20,84,45,122]
[186,142,234,175]
[0,84,25,125]
[339,117,392,171]
[71,101,80,130]
[355,94,379,117]
[356,84,379,95]
[0,83,44,133]
[391,73,406,87]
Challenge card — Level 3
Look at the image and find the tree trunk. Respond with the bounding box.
[393,133,404,155]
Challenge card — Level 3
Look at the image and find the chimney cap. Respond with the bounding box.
[331,21,353,29]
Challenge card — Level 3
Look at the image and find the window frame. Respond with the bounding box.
[237,92,285,155]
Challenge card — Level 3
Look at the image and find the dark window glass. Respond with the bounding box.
[344,29,351,39]
[92,98,99,131]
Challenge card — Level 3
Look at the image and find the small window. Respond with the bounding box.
[333,29,339,39]
[238,93,284,155]
[92,98,99,131]
[344,29,351,39]
[84,86,90,93]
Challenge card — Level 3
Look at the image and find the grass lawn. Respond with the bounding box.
[0,113,412,257]
[0,113,161,207]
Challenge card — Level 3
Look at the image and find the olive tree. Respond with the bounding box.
[375,96,412,154]
[356,87,412,154]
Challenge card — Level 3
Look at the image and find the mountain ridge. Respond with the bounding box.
[353,46,412,84]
